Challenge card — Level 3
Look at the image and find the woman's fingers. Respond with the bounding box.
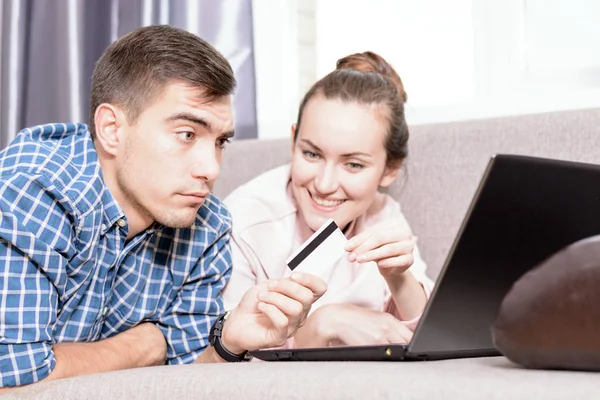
[347,227,412,262]
[351,241,414,264]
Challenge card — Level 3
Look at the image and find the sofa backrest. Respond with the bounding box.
[215,108,600,280]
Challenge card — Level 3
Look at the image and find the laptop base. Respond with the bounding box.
[250,345,501,362]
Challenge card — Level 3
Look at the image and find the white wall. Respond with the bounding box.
[253,0,600,138]
[251,0,299,139]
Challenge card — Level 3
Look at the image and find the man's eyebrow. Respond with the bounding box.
[300,139,372,158]
[166,112,211,130]
[166,112,234,138]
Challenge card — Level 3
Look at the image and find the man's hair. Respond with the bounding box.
[89,25,236,139]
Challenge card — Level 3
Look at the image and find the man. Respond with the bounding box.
[0,25,326,392]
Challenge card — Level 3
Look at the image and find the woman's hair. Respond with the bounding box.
[294,51,408,168]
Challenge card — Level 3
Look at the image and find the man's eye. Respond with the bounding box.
[177,132,195,141]
[217,138,231,149]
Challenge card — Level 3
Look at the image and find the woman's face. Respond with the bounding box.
[290,96,399,232]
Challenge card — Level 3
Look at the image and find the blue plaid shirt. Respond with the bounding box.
[0,123,232,387]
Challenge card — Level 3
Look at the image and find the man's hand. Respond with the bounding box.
[294,304,413,348]
[220,272,327,354]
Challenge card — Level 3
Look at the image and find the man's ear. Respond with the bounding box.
[94,104,126,156]
[379,162,402,188]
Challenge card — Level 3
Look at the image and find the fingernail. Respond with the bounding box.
[268,280,278,289]
[347,252,356,262]
[357,254,366,262]
[291,272,302,281]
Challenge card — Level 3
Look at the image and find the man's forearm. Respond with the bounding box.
[51,322,166,379]
[0,323,166,394]
[196,345,228,363]
[195,314,248,364]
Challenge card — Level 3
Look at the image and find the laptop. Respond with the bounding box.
[249,154,600,362]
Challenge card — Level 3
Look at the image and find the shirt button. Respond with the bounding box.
[103,306,109,317]
[101,223,107,231]
[117,219,126,228]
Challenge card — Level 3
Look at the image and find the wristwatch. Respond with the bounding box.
[208,311,250,362]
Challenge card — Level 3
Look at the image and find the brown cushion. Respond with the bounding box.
[491,235,600,371]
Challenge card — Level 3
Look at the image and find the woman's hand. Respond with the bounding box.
[344,218,428,320]
[345,217,415,278]
[294,304,413,348]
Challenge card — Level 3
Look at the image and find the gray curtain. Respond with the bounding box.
[0,0,257,148]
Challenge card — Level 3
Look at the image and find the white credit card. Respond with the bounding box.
[286,219,348,278]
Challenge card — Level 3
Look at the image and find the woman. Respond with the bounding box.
[222,51,434,348]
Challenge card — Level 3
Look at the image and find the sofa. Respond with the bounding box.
[5,108,600,399]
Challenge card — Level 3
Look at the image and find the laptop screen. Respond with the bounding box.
[409,154,600,355]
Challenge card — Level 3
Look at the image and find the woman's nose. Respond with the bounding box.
[314,165,339,194]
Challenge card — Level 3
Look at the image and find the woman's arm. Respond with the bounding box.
[294,304,414,348]
[345,214,433,322]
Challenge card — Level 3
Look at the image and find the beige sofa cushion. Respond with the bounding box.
[6,357,600,399]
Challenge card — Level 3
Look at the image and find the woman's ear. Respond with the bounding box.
[379,163,402,188]
[290,123,297,152]
[94,104,125,156]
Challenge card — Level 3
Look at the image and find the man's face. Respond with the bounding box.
[114,82,234,229]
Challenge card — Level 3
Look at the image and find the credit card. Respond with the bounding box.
[286,219,348,278]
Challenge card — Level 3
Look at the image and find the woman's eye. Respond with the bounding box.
[303,150,319,159]
[347,162,365,170]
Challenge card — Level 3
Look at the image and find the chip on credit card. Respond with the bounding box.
[286,219,348,278]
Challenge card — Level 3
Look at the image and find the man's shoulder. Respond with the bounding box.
[0,123,94,173]
[0,123,104,214]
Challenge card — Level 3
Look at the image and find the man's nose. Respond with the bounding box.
[191,145,220,182]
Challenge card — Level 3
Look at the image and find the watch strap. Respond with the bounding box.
[210,311,249,362]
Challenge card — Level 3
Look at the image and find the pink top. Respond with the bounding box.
[222,165,434,347]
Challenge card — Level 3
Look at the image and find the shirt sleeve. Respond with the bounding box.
[220,232,261,310]
[0,173,75,387]
[156,220,233,365]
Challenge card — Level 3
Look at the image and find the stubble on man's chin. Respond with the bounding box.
[124,190,198,229]
[154,206,201,229]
